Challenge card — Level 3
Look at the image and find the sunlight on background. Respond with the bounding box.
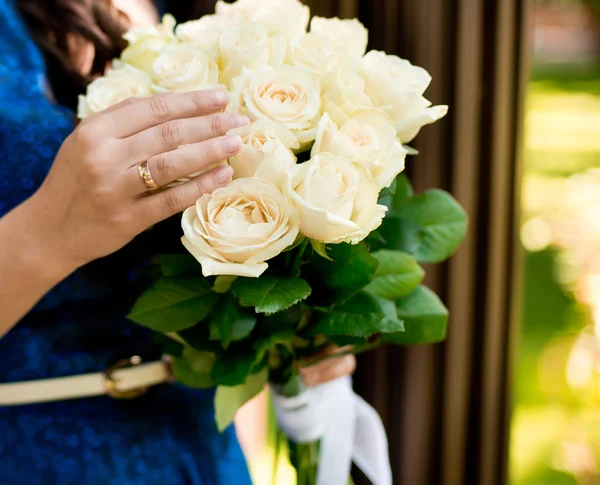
[510,1,600,484]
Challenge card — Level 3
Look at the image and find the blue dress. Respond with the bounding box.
[0,2,253,484]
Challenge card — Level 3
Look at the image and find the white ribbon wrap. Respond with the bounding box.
[272,376,393,485]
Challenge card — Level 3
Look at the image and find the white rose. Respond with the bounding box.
[219,25,286,88]
[376,91,449,143]
[312,112,406,189]
[151,44,219,93]
[321,70,374,126]
[283,152,387,244]
[121,14,178,73]
[175,15,230,59]
[309,17,368,68]
[360,51,448,142]
[231,66,321,149]
[77,65,152,118]
[181,178,300,278]
[216,0,309,47]
[228,121,299,187]
[215,0,257,19]
[288,33,342,77]
[361,50,432,96]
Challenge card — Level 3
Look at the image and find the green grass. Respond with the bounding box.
[510,63,600,485]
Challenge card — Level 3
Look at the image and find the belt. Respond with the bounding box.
[0,356,174,406]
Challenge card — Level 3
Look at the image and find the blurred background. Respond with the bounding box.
[510,1,600,484]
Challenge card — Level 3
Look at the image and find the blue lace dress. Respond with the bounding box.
[0,2,253,484]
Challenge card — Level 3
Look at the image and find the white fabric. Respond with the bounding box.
[0,361,171,406]
[272,375,392,485]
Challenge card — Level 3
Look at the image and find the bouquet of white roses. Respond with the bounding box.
[78,0,466,483]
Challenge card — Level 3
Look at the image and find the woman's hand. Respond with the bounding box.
[29,90,248,273]
[299,345,357,387]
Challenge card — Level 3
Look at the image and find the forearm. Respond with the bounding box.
[0,196,77,338]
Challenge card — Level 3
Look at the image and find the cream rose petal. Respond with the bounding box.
[312,111,407,188]
[228,121,299,187]
[339,170,387,244]
[231,66,321,149]
[216,0,309,46]
[310,17,368,68]
[361,50,432,96]
[151,44,219,93]
[181,178,300,277]
[175,15,229,59]
[284,153,381,244]
[289,189,360,242]
[381,91,449,143]
[289,33,342,77]
[121,15,177,73]
[219,25,287,88]
[77,65,152,118]
[375,142,408,189]
[321,71,374,126]
[182,236,268,277]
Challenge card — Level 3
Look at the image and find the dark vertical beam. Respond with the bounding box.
[442,1,484,484]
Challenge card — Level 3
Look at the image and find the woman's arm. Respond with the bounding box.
[0,196,79,336]
[0,90,248,337]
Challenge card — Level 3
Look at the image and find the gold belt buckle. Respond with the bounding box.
[104,355,173,400]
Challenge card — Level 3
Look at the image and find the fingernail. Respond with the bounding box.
[229,114,250,128]
[223,135,243,154]
[214,165,233,185]
[210,90,229,106]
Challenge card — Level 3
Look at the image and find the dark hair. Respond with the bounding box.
[15,0,220,109]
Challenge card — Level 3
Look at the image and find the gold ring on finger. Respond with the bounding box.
[138,160,160,191]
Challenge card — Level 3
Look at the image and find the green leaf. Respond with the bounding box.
[330,335,368,347]
[365,230,387,247]
[380,189,467,263]
[128,275,219,332]
[382,285,448,345]
[177,324,224,354]
[231,276,312,314]
[210,352,258,386]
[378,177,397,198]
[310,239,332,260]
[325,244,378,292]
[172,347,216,389]
[162,340,184,358]
[394,174,414,205]
[214,368,269,432]
[312,291,404,337]
[213,275,238,294]
[284,234,307,252]
[378,297,404,330]
[160,254,202,276]
[380,174,414,213]
[304,243,379,304]
[403,144,420,155]
[209,294,257,348]
[253,329,297,363]
[364,250,425,300]
[258,306,305,334]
